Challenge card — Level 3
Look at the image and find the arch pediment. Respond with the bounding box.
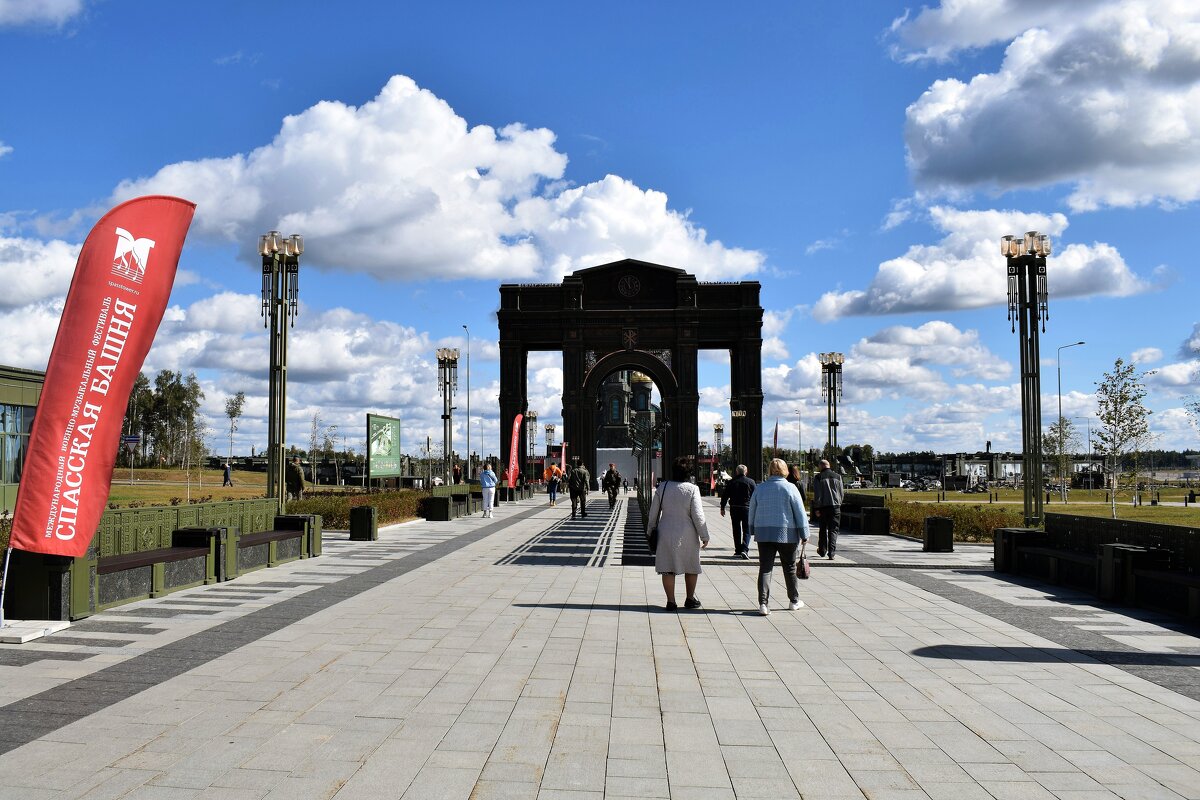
[566,258,694,310]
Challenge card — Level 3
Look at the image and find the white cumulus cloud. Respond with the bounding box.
[896,1,1200,211]
[813,206,1148,321]
[0,236,80,309]
[0,0,83,26]
[113,75,762,283]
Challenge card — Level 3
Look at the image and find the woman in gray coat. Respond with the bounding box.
[647,457,710,610]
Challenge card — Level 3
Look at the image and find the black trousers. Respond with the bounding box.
[730,507,750,552]
[757,541,799,605]
[817,506,840,555]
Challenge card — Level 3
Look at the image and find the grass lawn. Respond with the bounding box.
[850,488,1200,527]
[1045,505,1200,526]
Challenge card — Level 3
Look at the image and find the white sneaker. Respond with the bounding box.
[759,604,770,616]
[788,600,804,611]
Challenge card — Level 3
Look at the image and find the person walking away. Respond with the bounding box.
[286,456,305,500]
[812,459,844,559]
[568,461,591,519]
[602,463,622,509]
[648,457,710,610]
[479,462,498,518]
[720,464,756,560]
[545,463,561,506]
[622,478,629,494]
[748,458,810,615]
[222,462,233,487]
[786,464,807,507]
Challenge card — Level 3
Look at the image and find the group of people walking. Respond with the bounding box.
[542,461,596,519]
[651,456,843,615]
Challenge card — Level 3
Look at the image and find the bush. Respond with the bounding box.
[287,489,424,529]
[885,498,1022,543]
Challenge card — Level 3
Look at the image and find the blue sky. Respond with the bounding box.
[1,0,1197,460]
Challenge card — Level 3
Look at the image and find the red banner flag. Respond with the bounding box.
[10,196,195,557]
[560,442,567,472]
[506,413,523,489]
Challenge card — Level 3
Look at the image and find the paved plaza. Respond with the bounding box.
[0,494,1198,799]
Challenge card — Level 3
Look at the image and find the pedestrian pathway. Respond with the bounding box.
[0,494,1196,799]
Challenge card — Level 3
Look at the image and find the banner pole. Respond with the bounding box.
[0,544,13,629]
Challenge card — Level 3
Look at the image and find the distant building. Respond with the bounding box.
[596,370,658,448]
[0,365,45,513]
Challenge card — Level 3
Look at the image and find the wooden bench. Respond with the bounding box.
[96,541,213,603]
[236,527,307,571]
[97,545,209,575]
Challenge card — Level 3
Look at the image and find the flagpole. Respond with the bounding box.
[0,544,13,629]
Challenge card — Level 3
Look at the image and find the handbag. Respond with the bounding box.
[647,481,667,554]
[796,542,811,579]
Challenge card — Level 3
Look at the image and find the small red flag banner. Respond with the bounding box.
[9,196,195,558]
[506,413,524,489]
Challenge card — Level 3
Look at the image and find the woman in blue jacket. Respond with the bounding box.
[479,462,498,518]
[748,458,810,615]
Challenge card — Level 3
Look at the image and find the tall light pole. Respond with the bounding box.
[819,353,844,462]
[436,348,459,484]
[713,423,724,459]
[1057,341,1085,502]
[793,407,803,473]
[259,230,302,513]
[1003,230,1052,527]
[545,423,555,465]
[462,324,471,480]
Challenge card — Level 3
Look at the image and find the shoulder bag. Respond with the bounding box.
[797,540,812,579]
[647,481,667,554]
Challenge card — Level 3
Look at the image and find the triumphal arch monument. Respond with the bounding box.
[497,259,764,481]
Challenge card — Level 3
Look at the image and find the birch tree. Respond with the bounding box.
[1094,358,1153,519]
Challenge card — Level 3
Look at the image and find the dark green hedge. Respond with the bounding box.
[885,498,1022,542]
[288,490,425,529]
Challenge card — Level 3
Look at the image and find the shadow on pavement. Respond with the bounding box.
[912,644,1200,668]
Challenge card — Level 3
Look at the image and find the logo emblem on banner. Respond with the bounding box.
[112,227,156,284]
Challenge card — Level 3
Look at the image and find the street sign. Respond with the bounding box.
[122,434,140,453]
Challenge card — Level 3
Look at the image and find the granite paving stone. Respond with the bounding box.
[0,498,1196,799]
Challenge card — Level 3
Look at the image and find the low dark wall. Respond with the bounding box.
[1044,513,1199,573]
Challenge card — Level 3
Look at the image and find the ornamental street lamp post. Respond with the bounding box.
[1057,341,1085,502]
[259,230,302,513]
[436,348,459,484]
[819,353,844,462]
[1003,230,1052,527]
[730,408,746,472]
[526,410,538,481]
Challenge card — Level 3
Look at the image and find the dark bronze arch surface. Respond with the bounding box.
[497,258,764,481]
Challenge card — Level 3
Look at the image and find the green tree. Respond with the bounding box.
[1042,416,1079,502]
[224,391,245,466]
[149,370,203,467]
[1094,358,1153,519]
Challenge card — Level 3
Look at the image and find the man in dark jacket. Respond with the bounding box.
[720,464,756,559]
[602,463,621,508]
[568,461,591,519]
[812,459,844,559]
